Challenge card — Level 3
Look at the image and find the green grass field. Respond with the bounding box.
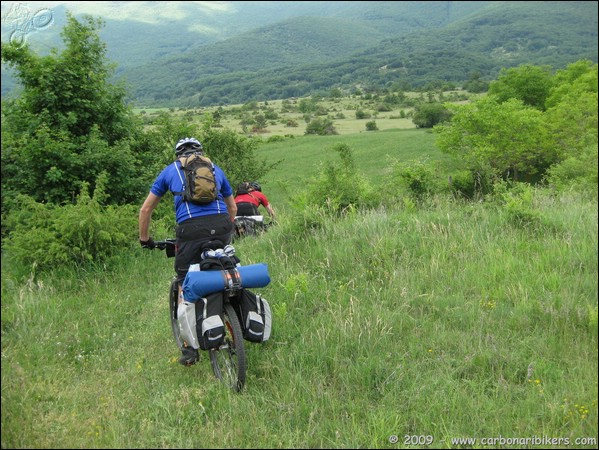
[2,127,597,448]
[254,128,454,211]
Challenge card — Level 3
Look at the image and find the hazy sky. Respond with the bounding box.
[1,1,235,24]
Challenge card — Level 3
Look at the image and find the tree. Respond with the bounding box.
[1,13,142,210]
[253,114,268,131]
[1,13,133,144]
[487,64,553,111]
[305,117,337,135]
[412,102,452,128]
[435,60,598,188]
[365,121,378,131]
[434,97,555,182]
[545,59,597,109]
[2,13,142,242]
[543,60,598,188]
[199,124,279,188]
[298,98,318,113]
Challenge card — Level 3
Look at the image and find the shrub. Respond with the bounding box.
[293,143,377,215]
[489,181,554,232]
[449,170,478,199]
[365,121,378,131]
[305,117,338,135]
[388,159,440,199]
[544,145,598,193]
[412,102,452,128]
[3,182,137,273]
[266,135,285,143]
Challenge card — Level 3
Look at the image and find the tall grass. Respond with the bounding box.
[2,188,597,448]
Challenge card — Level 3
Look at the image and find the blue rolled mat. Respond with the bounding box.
[182,263,270,302]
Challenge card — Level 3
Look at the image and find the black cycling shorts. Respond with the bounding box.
[236,202,259,216]
[175,214,234,283]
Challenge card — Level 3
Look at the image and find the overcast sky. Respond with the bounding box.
[1,1,234,24]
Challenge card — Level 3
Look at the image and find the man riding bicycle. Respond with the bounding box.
[138,137,237,366]
[234,181,276,220]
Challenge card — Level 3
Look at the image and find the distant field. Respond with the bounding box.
[134,90,473,138]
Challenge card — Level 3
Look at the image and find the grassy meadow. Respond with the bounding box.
[1,127,598,448]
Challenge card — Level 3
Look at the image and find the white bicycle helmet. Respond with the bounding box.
[175,137,203,156]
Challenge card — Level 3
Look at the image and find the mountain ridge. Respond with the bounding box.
[127,1,598,106]
[2,1,597,106]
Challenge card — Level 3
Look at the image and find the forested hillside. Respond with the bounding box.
[127,1,597,107]
[0,1,491,97]
[4,1,596,108]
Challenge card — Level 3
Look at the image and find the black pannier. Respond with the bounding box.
[239,289,272,343]
[195,292,225,350]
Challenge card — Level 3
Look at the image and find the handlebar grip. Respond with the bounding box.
[153,239,177,257]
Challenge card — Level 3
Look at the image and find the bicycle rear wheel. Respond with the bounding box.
[169,278,184,349]
[210,302,247,392]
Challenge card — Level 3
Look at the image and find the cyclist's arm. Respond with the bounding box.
[223,194,237,222]
[139,192,161,241]
[261,193,275,220]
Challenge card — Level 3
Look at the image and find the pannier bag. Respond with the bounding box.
[239,289,272,343]
[183,263,271,300]
[195,292,225,350]
[177,301,200,349]
[234,215,263,237]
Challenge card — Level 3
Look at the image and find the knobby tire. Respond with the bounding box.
[210,302,247,392]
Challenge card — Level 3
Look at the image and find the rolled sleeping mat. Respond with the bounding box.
[182,263,270,302]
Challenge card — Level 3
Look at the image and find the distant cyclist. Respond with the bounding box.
[139,137,237,366]
[234,181,275,221]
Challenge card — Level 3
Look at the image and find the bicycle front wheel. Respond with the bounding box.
[210,302,247,392]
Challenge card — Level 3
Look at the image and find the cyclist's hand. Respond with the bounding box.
[140,238,155,249]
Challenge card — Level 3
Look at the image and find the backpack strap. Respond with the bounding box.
[173,160,185,197]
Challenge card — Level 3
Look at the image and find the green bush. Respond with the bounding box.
[449,170,481,199]
[388,159,440,199]
[266,135,285,143]
[3,183,137,273]
[292,143,378,215]
[412,102,452,128]
[365,121,378,131]
[489,181,551,232]
[544,145,598,193]
[305,117,338,135]
[355,110,371,119]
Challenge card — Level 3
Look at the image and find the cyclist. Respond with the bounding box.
[138,137,237,366]
[234,181,276,221]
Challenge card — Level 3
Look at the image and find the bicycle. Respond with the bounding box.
[154,239,247,392]
[233,214,273,240]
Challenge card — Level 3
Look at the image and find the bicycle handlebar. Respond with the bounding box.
[153,239,177,256]
[153,239,175,248]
